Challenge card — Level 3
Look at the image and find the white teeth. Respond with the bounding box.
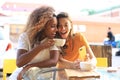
[61,31,66,34]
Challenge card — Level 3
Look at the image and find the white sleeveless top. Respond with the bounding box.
[9,32,60,80]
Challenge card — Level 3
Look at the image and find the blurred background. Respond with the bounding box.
[0,0,120,48]
[0,0,120,79]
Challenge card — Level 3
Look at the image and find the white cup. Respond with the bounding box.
[53,38,66,46]
[80,62,94,71]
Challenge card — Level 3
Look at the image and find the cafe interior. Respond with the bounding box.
[0,0,120,80]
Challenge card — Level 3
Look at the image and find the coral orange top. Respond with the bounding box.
[62,32,90,61]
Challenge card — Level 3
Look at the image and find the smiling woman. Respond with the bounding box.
[9,5,61,80]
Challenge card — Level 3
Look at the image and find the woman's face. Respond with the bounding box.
[44,17,58,39]
[57,18,72,39]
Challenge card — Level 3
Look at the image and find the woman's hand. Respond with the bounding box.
[74,59,81,69]
[34,39,55,50]
[40,39,55,49]
[84,54,90,61]
[17,65,31,80]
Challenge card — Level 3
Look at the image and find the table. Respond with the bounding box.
[95,67,120,80]
[65,67,120,80]
[65,69,100,80]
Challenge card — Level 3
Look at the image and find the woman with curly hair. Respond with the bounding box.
[9,6,60,80]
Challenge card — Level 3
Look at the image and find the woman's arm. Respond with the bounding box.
[28,50,60,68]
[17,39,55,67]
[58,54,77,69]
[86,47,97,65]
[17,50,60,80]
[80,33,97,65]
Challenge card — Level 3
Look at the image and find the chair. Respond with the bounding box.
[90,45,112,67]
[96,58,108,67]
[3,59,17,80]
[3,59,62,80]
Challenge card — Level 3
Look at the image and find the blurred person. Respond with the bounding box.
[104,27,116,48]
[9,6,60,80]
[56,12,97,80]
[107,27,115,42]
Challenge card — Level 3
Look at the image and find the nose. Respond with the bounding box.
[61,26,65,30]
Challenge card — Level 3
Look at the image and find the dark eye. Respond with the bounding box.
[65,23,68,27]
[51,25,57,28]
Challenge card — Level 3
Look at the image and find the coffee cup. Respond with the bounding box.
[53,38,66,46]
[80,62,94,71]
